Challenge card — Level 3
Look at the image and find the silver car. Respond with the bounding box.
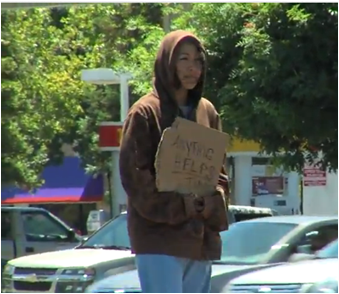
[223,239,338,293]
[86,216,338,293]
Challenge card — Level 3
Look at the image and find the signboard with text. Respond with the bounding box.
[252,176,284,196]
[303,165,327,186]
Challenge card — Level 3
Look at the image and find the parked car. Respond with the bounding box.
[227,205,278,223]
[307,276,338,293]
[2,206,82,261]
[1,259,8,282]
[1,205,276,293]
[86,215,338,293]
[223,239,338,293]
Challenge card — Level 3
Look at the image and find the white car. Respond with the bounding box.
[2,206,276,293]
[86,216,338,293]
[223,239,338,293]
[2,206,83,261]
[2,213,134,293]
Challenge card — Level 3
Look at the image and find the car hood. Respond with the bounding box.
[86,263,269,292]
[9,249,133,268]
[230,258,338,285]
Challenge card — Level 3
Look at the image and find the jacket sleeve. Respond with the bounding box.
[119,109,198,225]
[203,114,229,232]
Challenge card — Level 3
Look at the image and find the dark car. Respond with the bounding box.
[86,215,338,293]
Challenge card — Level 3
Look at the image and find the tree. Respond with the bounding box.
[1,9,84,188]
[175,3,338,172]
[1,4,169,187]
[4,3,337,188]
[45,4,167,174]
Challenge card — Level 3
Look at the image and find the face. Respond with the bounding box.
[175,42,203,90]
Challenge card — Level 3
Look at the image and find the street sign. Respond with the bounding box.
[303,165,327,186]
[98,122,123,151]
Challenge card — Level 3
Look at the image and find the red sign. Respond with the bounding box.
[252,176,284,196]
[303,165,327,186]
[98,122,123,151]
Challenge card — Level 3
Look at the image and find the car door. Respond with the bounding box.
[268,220,338,263]
[20,210,79,255]
[1,211,16,261]
[295,223,338,254]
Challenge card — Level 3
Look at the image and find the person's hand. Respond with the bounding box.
[182,192,203,218]
[200,187,225,219]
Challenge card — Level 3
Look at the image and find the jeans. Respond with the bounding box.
[135,254,212,293]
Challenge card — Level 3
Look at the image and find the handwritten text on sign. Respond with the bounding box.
[155,117,229,196]
[172,135,217,189]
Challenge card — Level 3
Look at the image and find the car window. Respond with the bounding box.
[22,211,69,242]
[82,214,130,248]
[1,211,12,240]
[219,222,297,265]
[317,239,338,259]
[297,224,338,254]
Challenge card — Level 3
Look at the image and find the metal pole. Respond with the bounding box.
[81,68,132,218]
[120,75,129,121]
[111,75,130,218]
[111,153,124,218]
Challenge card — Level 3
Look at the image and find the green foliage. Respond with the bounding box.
[1,4,166,187]
[2,3,337,188]
[1,9,85,188]
[57,4,166,174]
[176,3,338,172]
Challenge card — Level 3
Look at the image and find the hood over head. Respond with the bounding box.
[153,30,206,107]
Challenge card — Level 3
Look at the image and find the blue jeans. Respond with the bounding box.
[135,254,212,293]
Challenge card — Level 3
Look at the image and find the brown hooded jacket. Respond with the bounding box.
[119,30,229,260]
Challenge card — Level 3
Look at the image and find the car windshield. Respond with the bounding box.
[79,213,131,250]
[218,221,297,265]
[317,239,338,259]
[78,213,297,261]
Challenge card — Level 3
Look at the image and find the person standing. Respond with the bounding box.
[119,30,229,293]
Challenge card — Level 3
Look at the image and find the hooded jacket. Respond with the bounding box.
[119,30,229,260]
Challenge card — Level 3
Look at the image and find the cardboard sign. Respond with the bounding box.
[154,117,230,196]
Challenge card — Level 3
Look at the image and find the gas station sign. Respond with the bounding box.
[98,122,123,151]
